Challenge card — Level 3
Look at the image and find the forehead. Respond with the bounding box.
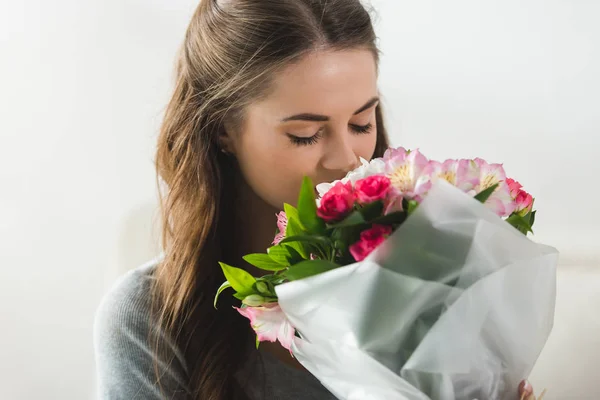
[256,49,379,116]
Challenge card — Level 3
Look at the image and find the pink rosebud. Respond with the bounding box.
[505,178,534,216]
[354,175,391,205]
[236,303,295,351]
[272,211,288,245]
[515,190,534,216]
[349,224,393,262]
[505,178,523,199]
[317,181,356,222]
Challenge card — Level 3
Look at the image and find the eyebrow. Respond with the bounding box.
[280,96,380,122]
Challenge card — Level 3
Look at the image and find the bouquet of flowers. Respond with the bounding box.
[214,147,556,400]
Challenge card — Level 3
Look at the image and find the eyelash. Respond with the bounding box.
[288,123,373,147]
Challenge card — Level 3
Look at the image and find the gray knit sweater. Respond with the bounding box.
[93,257,337,400]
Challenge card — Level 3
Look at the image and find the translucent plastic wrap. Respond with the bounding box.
[276,180,558,400]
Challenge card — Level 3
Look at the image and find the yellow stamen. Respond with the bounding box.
[440,171,456,184]
[389,165,412,192]
[480,174,499,190]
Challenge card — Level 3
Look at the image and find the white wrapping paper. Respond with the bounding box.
[275,180,558,400]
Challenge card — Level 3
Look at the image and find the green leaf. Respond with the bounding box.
[267,244,292,265]
[256,335,260,349]
[233,292,247,300]
[474,183,499,204]
[284,245,305,265]
[330,224,366,248]
[279,234,332,248]
[358,201,384,221]
[219,262,256,294]
[283,203,309,258]
[213,280,232,309]
[243,253,287,271]
[506,213,534,235]
[529,210,536,227]
[282,259,340,281]
[287,219,309,258]
[265,280,276,294]
[260,274,286,286]
[285,209,304,237]
[371,211,407,225]
[328,210,366,228]
[330,227,344,242]
[284,203,302,231]
[298,176,326,234]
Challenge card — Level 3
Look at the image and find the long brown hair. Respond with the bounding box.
[153,0,390,398]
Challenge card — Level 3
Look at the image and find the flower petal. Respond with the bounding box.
[316,182,334,197]
[455,159,480,192]
[473,158,507,191]
[272,211,288,245]
[384,148,431,200]
[469,158,515,217]
[236,303,296,350]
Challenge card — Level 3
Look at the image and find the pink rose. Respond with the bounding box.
[354,175,391,205]
[272,211,288,245]
[349,224,393,262]
[317,181,356,222]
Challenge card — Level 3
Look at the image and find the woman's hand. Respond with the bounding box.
[518,380,545,400]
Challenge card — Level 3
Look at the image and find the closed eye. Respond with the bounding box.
[287,122,373,147]
[350,122,373,134]
[287,129,324,146]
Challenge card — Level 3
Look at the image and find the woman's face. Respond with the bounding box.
[225,48,379,209]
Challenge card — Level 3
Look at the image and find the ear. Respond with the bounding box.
[218,122,236,155]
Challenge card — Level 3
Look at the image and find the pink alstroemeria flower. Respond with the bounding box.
[236,303,295,351]
[272,211,288,245]
[383,147,432,202]
[469,158,516,217]
[425,159,480,193]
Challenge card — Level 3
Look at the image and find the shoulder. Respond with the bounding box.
[93,255,190,399]
[94,257,159,336]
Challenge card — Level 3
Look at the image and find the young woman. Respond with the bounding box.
[94,0,536,398]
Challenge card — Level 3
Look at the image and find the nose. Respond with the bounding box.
[320,128,360,173]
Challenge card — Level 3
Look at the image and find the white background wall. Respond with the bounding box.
[0,0,598,399]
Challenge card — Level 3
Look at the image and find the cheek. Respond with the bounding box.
[236,137,312,208]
